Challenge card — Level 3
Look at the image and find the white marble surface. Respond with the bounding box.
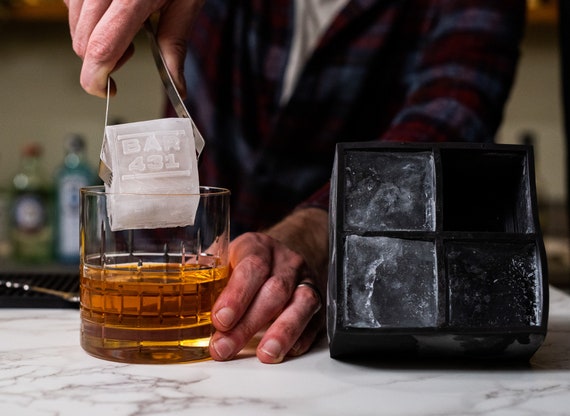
[1,287,569,416]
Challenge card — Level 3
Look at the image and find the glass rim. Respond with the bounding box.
[81,185,230,197]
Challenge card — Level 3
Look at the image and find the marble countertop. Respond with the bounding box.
[1,287,569,416]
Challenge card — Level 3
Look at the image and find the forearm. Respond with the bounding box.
[264,207,329,283]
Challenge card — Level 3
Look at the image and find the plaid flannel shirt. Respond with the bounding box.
[176,0,526,237]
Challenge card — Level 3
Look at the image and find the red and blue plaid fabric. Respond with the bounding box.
[173,0,526,237]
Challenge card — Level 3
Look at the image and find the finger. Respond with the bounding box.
[211,234,272,332]
[79,1,153,97]
[211,232,306,332]
[209,274,296,361]
[70,0,112,59]
[99,43,135,97]
[158,0,204,98]
[256,281,323,364]
[210,233,306,360]
[63,0,84,38]
[287,306,325,358]
[210,232,314,361]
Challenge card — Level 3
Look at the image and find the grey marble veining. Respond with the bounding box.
[1,287,570,416]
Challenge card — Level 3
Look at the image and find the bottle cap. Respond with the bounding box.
[65,134,86,153]
[22,143,43,158]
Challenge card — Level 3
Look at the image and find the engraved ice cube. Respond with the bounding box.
[102,118,200,231]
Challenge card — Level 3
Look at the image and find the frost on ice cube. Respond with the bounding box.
[102,118,200,231]
[344,151,435,232]
[447,242,541,328]
[343,235,438,328]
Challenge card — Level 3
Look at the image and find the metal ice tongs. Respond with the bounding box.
[98,17,205,186]
[143,18,205,155]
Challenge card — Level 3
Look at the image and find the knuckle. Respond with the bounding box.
[297,284,322,310]
[72,38,86,59]
[287,250,306,270]
[234,231,265,245]
[242,254,270,277]
[262,277,292,302]
[85,36,114,64]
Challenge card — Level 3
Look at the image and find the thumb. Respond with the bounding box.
[156,32,188,99]
[156,1,205,99]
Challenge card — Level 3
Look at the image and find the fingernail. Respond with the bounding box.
[260,339,283,360]
[215,307,235,328]
[211,337,235,360]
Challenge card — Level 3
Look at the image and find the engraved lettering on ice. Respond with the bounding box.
[117,130,190,181]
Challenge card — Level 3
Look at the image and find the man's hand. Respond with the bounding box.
[63,0,204,97]
[209,207,329,364]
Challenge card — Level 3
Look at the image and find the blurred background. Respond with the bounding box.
[0,1,568,288]
[0,0,164,175]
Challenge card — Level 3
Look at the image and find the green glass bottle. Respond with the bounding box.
[0,164,10,260]
[10,143,54,263]
[54,134,97,263]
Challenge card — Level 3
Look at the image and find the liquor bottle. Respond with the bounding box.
[0,159,11,260]
[10,143,54,263]
[54,134,97,263]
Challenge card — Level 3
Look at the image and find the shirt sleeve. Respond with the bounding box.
[298,0,527,212]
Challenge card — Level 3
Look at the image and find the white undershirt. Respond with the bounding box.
[281,0,349,104]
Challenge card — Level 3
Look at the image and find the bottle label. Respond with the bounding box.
[58,174,89,258]
[0,192,10,258]
[13,194,47,233]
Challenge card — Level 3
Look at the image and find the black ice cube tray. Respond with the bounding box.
[328,142,548,361]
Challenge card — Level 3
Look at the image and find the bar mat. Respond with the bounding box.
[0,269,79,309]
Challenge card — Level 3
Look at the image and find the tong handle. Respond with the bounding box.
[144,18,205,156]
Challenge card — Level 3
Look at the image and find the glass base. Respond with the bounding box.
[81,334,211,364]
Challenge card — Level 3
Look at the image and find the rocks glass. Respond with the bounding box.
[80,186,230,364]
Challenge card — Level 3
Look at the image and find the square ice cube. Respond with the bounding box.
[343,235,438,328]
[344,151,435,232]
